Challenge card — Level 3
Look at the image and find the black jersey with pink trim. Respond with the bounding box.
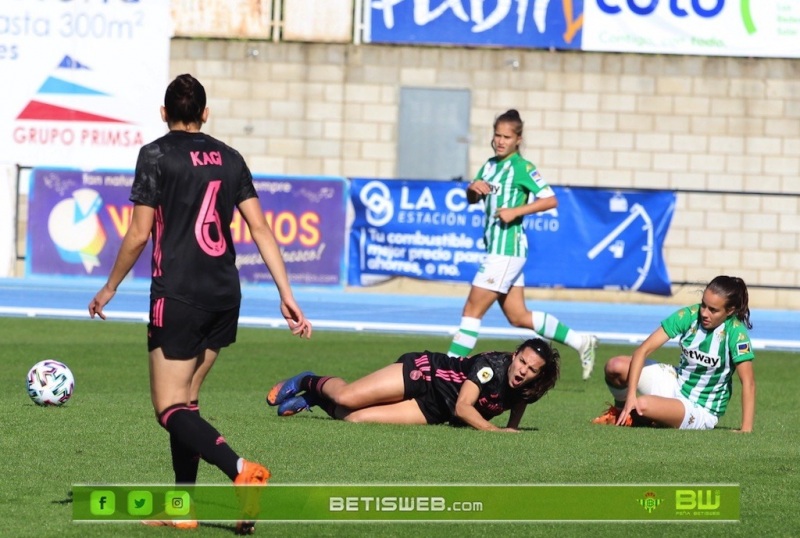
[415,351,522,423]
[130,131,257,310]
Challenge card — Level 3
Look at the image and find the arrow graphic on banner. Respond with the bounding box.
[587,203,654,291]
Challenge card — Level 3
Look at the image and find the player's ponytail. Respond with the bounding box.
[163,74,207,127]
[494,109,524,135]
[706,275,752,329]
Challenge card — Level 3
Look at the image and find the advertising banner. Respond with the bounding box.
[366,0,584,50]
[26,169,347,287]
[0,0,172,169]
[73,483,740,522]
[242,175,347,286]
[349,179,675,295]
[582,0,800,58]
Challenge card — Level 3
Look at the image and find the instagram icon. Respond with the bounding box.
[164,491,191,516]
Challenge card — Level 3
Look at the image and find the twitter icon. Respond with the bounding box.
[127,491,153,516]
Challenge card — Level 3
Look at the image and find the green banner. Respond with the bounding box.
[72,484,740,522]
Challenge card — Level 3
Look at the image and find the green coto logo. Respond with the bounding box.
[740,0,756,34]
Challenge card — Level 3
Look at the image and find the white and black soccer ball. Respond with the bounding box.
[26,360,75,406]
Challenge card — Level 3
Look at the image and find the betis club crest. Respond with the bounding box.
[638,491,663,514]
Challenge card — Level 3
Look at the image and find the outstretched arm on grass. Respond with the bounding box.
[504,401,527,431]
[454,381,519,432]
[617,327,670,427]
[734,360,755,433]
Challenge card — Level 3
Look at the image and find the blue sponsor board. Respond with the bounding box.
[349,178,675,295]
[26,168,347,287]
[368,0,584,50]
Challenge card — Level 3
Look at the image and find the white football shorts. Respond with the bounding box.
[471,254,526,294]
[638,360,719,431]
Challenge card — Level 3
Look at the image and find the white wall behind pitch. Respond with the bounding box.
[283,0,354,42]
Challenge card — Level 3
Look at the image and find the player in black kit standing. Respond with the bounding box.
[89,74,312,533]
[269,338,559,432]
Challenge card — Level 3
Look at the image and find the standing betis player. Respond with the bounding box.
[447,109,597,380]
[592,275,756,431]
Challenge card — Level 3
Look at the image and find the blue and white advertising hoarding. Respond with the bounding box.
[349,179,675,295]
[364,0,799,58]
[366,0,584,50]
[582,0,800,58]
[0,0,172,170]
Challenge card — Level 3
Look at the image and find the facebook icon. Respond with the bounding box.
[90,491,115,516]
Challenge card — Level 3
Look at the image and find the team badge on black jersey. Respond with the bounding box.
[477,366,494,384]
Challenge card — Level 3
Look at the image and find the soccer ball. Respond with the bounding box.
[26,360,75,406]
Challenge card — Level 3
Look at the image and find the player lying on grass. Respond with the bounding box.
[267,338,559,432]
[592,275,756,432]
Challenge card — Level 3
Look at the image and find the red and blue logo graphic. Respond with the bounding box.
[16,55,128,124]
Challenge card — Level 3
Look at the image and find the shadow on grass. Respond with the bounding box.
[52,490,73,505]
[198,521,241,533]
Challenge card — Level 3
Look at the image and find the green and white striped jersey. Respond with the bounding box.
[661,304,755,417]
[474,152,555,257]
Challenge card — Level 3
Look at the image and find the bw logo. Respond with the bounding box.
[676,490,721,510]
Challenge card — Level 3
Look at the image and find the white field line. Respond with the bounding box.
[1,306,799,351]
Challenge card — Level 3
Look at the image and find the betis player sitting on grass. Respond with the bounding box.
[592,275,756,432]
[268,338,560,432]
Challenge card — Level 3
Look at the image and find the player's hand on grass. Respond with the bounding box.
[88,284,116,320]
[617,397,638,427]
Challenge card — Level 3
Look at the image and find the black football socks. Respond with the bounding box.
[159,403,239,481]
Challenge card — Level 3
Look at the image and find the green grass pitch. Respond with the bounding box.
[1,317,798,537]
